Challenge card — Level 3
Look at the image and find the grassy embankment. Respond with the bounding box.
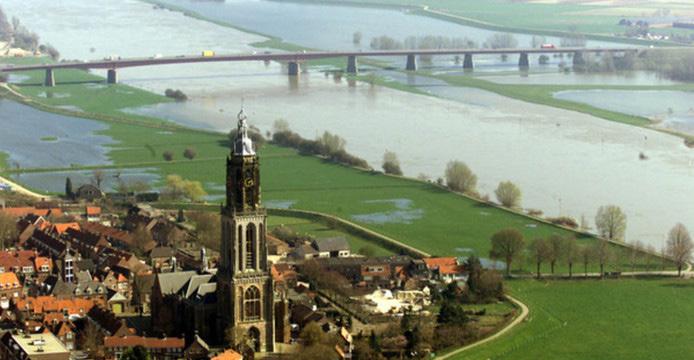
[267,214,394,257]
[0,58,670,272]
[454,278,694,360]
[277,0,694,45]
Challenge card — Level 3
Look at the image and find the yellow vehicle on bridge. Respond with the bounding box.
[201,50,215,57]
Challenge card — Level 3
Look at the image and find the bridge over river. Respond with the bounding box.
[0,47,650,87]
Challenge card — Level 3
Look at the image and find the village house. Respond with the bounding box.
[104,335,186,360]
[0,331,70,360]
[0,272,22,305]
[423,257,467,283]
[290,237,351,260]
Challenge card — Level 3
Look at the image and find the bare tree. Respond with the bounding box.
[494,181,522,208]
[666,223,693,277]
[132,225,154,257]
[595,239,611,278]
[490,228,525,276]
[0,212,17,250]
[595,205,627,241]
[547,235,563,274]
[530,238,550,279]
[445,160,477,194]
[565,236,578,278]
[92,169,105,190]
[580,245,592,278]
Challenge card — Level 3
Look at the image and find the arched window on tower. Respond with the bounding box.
[244,286,261,321]
[246,223,257,270]
[237,225,243,271]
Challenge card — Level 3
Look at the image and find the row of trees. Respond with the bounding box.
[489,221,693,277]
[162,148,197,162]
[271,121,369,169]
[0,6,59,59]
[369,35,478,51]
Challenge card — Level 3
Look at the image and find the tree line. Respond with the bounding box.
[489,221,691,277]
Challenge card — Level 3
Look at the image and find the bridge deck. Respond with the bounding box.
[0,47,649,72]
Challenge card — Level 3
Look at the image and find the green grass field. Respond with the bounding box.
[455,278,694,360]
[267,214,394,256]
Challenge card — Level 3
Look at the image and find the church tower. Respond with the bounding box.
[217,109,274,353]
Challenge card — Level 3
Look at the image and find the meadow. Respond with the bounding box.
[455,278,694,360]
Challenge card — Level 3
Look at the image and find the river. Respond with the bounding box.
[2,0,693,246]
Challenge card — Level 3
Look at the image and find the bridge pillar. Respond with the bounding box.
[406,54,417,71]
[288,61,300,76]
[346,55,358,74]
[463,54,473,70]
[107,69,118,84]
[518,52,529,69]
[572,51,586,68]
[44,68,55,87]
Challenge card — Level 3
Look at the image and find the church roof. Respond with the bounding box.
[156,271,197,295]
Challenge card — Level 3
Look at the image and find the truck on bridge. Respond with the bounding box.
[201,50,215,57]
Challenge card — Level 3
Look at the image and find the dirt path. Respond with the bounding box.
[436,295,529,359]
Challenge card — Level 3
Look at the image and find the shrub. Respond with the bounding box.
[382,151,403,176]
[164,88,188,101]
[445,160,477,193]
[495,181,522,208]
[183,147,197,160]
[163,150,174,161]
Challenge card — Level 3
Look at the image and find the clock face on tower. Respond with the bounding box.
[244,178,255,187]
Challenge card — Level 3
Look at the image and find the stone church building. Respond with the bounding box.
[151,109,284,353]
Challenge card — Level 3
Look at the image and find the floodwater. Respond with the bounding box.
[9,168,161,194]
[0,100,114,169]
[476,70,679,86]
[2,0,694,246]
[554,90,694,135]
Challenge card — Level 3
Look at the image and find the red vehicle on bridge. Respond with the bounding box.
[540,43,556,49]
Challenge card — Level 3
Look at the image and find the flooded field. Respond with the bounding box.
[0,100,114,169]
[554,89,694,135]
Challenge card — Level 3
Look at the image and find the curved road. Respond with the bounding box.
[437,294,529,360]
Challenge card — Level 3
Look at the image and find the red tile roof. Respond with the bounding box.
[86,207,101,216]
[0,207,63,218]
[104,336,185,349]
[211,349,243,360]
[52,223,80,235]
[423,257,457,269]
[16,296,103,317]
[0,272,21,290]
[423,257,465,275]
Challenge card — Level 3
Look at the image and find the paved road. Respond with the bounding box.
[437,294,529,360]
[0,46,643,72]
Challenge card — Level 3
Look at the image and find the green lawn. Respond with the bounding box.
[455,278,694,360]
[267,214,394,256]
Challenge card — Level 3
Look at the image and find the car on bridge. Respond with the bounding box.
[540,43,556,49]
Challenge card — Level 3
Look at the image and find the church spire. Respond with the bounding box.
[233,108,255,156]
